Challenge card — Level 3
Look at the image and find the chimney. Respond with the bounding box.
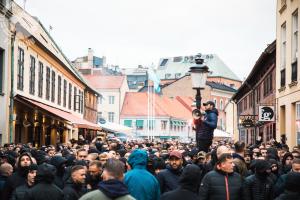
[88,48,94,67]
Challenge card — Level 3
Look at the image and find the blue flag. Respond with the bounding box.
[148,67,161,93]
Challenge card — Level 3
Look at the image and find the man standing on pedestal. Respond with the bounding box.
[194,101,218,153]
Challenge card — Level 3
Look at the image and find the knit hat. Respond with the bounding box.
[255,160,271,172]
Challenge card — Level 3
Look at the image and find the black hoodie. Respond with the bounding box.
[99,179,129,198]
[160,164,201,200]
[1,152,33,200]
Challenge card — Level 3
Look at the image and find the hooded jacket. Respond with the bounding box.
[281,153,293,174]
[25,163,64,200]
[124,149,160,200]
[50,156,67,189]
[157,164,183,194]
[1,152,33,200]
[160,164,201,200]
[195,108,218,140]
[63,178,87,200]
[79,179,135,200]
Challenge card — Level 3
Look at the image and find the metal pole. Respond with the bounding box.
[196,88,202,110]
[9,31,16,143]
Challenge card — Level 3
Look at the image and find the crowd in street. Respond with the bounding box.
[0,136,299,200]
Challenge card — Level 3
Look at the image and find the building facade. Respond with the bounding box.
[0,0,12,144]
[276,0,300,147]
[233,41,276,145]
[84,75,129,124]
[1,2,100,146]
[120,92,194,140]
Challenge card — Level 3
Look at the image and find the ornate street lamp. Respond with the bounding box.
[189,55,209,117]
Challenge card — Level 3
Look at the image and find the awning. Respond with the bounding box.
[16,95,101,131]
[124,120,132,127]
[98,121,133,135]
[136,120,144,127]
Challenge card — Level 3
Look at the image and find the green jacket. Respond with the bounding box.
[79,190,135,200]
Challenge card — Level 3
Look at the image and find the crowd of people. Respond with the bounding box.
[0,136,299,200]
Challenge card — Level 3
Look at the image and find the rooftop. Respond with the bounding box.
[121,92,194,120]
[84,75,125,89]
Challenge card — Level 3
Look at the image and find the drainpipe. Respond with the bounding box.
[9,30,16,143]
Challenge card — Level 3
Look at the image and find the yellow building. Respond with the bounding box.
[276,0,300,148]
[1,2,100,146]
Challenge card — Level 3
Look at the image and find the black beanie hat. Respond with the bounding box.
[255,160,271,172]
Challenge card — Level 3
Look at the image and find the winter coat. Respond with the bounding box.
[124,149,160,200]
[195,108,218,140]
[79,179,135,200]
[199,169,243,200]
[156,165,182,193]
[1,152,33,200]
[24,182,64,200]
[24,163,64,200]
[63,179,87,200]
[242,174,274,200]
[274,173,288,197]
[275,191,300,200]
[232,153,248,179]
[50,156,67,189]
[160,164,201,200]
[11,183,31,200]
[0,175,8,197]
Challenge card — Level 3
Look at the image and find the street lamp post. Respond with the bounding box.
[189,55,209,117]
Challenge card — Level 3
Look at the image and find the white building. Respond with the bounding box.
[0,0,12,144]
[84,75,129,124]
[120,92,194,140]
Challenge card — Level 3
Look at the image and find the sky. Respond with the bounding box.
[15,0,276,80]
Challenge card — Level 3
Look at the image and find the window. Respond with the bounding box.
[17,47,24,91]
[292,10,298,62]
[292,61,298,82]
[97,112,103,121]
[175,73,181,79]
[29,56,35,95]
[99,96,103,104]
[160,59,168,66]
[244,97,248,110]
[249,93,253,108]
[45,67,50,100]
[109,96,115,104]
[108,112,115,123]
[220,99,223,110]
[57,76,61,105]
[80,91,83,113]
[63,80,67,107]
[281,23,287,68]
[124,120,132,127]
[165,73,171,79]
[214,98,217,109]
[148,120,155,130]
[264,74,273,96]
[38,62,43,97]
[68,83,72,109]
[0,49,4,94]
[74,87,77,111]
[51,71,55,102]
[173,57,182,62]
[136,120,144,130]
[161,120,167,130]
[256,86,261,103]
[280,69,286,87]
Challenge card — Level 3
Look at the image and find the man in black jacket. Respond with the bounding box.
[157,150,183,194]
[195,101,218,153]
[63,165,87,200]
[24,163,64,200]
[1,152,33,200]
[160,164,201,200]
[243,159,274,200]
[11,164,37,200]
[199,153,243,200]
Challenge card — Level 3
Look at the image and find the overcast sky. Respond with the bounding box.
[15,0,276,80]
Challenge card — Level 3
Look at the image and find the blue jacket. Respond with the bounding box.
[196,108,218,140]
[124,150,160,200]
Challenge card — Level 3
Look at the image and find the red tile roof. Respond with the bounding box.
[83,75,125,89]
[121,92,194,120]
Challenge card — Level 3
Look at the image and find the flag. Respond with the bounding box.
[148,67,161,93]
